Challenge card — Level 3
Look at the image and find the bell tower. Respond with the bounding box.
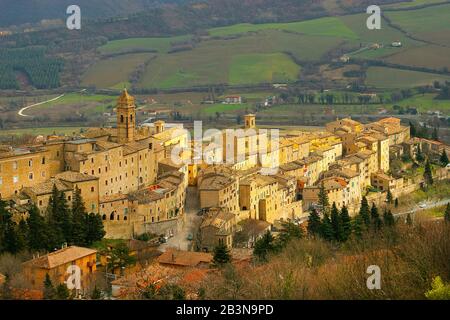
[117,89,136,143]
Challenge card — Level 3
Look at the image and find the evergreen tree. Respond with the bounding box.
[46,186,65,249]
[317,182,330,214]
[395,198,399,208]
[307,208,322,236]
[352,215,364,238]
[16,219,28,252]
[253,231,275,262]
[444,203,450,223]
[424,160,434,186]
[55,283,70,300]
[406,212,413,225]
[277,222,303,248]
[0,200,11,253]
[386,189,393,204]
[3,221,20,254]
[440,150,449,167]
[57,191,72,243]
[27,204,50,251]
[85,213,106,245]
[43,274,56,300]
[320,213,334,241]
[71,187,87,246]
[340,205,352,241]
[107,243,136,275]
[212,242,231,266]
[359,196,371,228]
[383,209,395,227]
[370,203,382,231]
[330,203,344,241]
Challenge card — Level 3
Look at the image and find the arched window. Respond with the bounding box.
[120,115,124,123]
[110,212,115,220]
[102,214,106,220]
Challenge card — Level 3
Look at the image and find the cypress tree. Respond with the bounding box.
[212,242,231,266]
[359,196,371,228]
[86,213,105,245]
[27,204,50,251]
[371,203,382,231]
[71,187,87,246]
[0,200,11,252]
[307,208,322,236]
[46,185,65,249]
[57,191,72,243]
[424,160,433,186]
[43,274,56,300]
[444,204,450,223]
[340,205,352,241]
[352,215,364,238]
[16,219,28,252]
[3,220,19,254]
[318,182,330,215]
[330,202,343,241]
[440,149,449,167]
[253,231,274,262]
[320,213,334,241]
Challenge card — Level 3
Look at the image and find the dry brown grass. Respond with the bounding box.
[201,222,450,300]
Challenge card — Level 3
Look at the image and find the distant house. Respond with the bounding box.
[22,246,97,292]
[340,55,350,63]
[199,207,236,251]
[157,249,212,268]
[223,96,242,104]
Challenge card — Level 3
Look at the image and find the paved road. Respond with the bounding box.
[159,186,201,251]
[17,89,86,117]
[394,198,450,220]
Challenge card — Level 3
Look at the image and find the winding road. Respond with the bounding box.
[17,89,86,117]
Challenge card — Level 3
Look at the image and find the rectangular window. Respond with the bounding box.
[13,161,18,170]
[29,173,33,180]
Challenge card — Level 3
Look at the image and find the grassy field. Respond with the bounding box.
[385,45,450,70]
[385,3,450,45]
[81,53,154,88]
[229,53,300,85]
[136,31,342,89]
[98,35,192,55]
[396,93,450,114]
[365,67,450,88]
[208,17,358,39]
[383,0,448,9]
[0,127,87,137]
[201,103,252,115]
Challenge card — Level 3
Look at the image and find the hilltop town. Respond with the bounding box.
[0,89,449,299]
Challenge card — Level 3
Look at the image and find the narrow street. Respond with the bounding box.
[159,186,202,251]
[394,198,450,220]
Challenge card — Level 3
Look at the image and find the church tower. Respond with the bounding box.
[117,89,136,143]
